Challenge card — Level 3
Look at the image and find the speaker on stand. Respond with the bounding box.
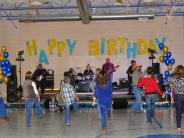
[7,65,19,103]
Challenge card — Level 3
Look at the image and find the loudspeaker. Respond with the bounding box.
[152,63,160,74]
[119,78,129,88]
[7,65,19,102]
[45,70,54,89]
[112,98,128,109]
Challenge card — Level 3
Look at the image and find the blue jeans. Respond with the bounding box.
[132,86,142,111]
[145,94,156,123]
[99,104,111,128]
[97,100,101,118]
[64,101,78,124]
[0,98,7,117]
[25,98,44,126]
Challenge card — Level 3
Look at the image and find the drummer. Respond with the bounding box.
[83,64,94,79]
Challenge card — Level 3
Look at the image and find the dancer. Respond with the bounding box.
[165,65,184,134]
[0,92,9,121]
[131,64,142,112]
[23,71,45,127]
[94,70,113,133]
[60,71,79,126]
[137,67,165,125]
[126,60,136,94]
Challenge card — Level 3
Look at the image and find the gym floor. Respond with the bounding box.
[0,107,184,138]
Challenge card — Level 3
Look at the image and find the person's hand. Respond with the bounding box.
[92,101,96,106]
[162,94,165,99]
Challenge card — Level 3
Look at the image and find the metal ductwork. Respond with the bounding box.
[76,0,90,24]
[91,14,154,21]
[19,15,80,22]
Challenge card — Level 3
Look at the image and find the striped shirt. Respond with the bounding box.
[60,83,75,106]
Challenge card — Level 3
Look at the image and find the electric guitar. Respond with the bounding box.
[39,69,52,80]
[107,65,120,75]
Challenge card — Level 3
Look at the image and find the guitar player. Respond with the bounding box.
[32,64,49,94]
[102,58,119,80]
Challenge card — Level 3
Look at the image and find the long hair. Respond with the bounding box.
[96,70,109,87]
[173,65,184,78]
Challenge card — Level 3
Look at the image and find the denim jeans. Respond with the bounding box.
[175,94,184,128]
[96,99,101,119]
[64,101,78,124]
[25,97,44,126]
[132,86,142,112]
[145,94,156,123]
[0,98,7,117]
[99,104,111,128]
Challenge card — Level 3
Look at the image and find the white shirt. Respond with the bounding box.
[32,82,39,95]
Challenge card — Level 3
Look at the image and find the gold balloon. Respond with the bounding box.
[3,77,8,83]
[0,69,2,75]
[167,64,172,71]
[0,75,3,81]
[1,46,6,52]
[159,56,164,63]
[0,55,4,61]
[163,46,168,55]
[169,83,173,88]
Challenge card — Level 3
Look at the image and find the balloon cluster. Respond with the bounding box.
[0,46,11,84]
[158,43,175,93]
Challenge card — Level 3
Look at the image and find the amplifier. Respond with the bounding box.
[45,71,54,89]
[119,78,129,89]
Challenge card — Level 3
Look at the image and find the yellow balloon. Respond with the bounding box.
[0,75,3,81]
[159,56,164,63]
[0,56,4,61]
[167,64,172,71]
[1,46,6,52]
[0,69,2,75]
[169,83,173,88]
[3,77,8,83]
[163,46,168,55]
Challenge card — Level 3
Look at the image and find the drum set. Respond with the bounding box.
[68,67,95,93]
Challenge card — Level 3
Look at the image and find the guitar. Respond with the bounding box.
[39,69,52,80]
[107,65,120,75]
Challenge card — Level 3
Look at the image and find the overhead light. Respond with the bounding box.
[91,14,154,20]
[30,1,42,8]
[19,15,80,23]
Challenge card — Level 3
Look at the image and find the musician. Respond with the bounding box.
[126,60,136,94]
[102,58,118,80]
[83,64,94,78]
[32,64,48,94]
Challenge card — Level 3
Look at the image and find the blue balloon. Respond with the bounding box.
[7,68,11,73]
[162,77,166,83]
[159,43,164,49]
[4,52,9,58]
[166,52,172,58]
[167,87,172,93]
[165,70,170,77]
[1,61,5,67]
[2,70,7,76]
[5,60,10,66]
[2,67,6,71]
[170,58,175,65]
[163,56,168,62]
[165,59,170,65]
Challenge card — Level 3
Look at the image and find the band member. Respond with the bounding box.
[83,64,94,79]
[102,58,119,80]
[32,64,48,94]
[126,60,136,94]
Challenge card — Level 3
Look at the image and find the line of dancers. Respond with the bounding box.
[0,58,184,135]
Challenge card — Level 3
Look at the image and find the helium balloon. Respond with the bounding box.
[162,77,166,83]
[0,75,3,81]
[166,51,171,58]
[163,56,168,62]
[164,70,170,77]
[167,64,172,71]
[170,58,175,65]
[163,46,168,55]
[0,55,4,61]
[167,87,172,93]
[4,52,9,58]
[0,69,2,75]
[7,68,11,73]
[5,60,10,66]
[2,70,7,76]
[1,46,6,52]
[159,56,164,63]
[169,83,173,88]
[159,43,164,49]
[165,59,170,65]
[3,76,8,83]
[1,61,5,67]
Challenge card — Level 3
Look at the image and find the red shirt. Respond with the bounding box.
[137,77,163,96]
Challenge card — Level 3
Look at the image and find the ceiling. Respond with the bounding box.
[0,0,184,21]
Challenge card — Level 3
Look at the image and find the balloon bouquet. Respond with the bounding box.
[0,46,12,84]
[158,43,175,96]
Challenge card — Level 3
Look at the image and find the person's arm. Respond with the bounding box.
[32,82,40,102]
[153,79,164,97]
[126,66,131,75]
[137,77,143,88]
[70,85,79,101]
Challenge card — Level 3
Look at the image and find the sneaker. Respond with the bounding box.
[26,124,31,127]
[38,110,45,118]
[177,128,182,134]
[66,123,70,126]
